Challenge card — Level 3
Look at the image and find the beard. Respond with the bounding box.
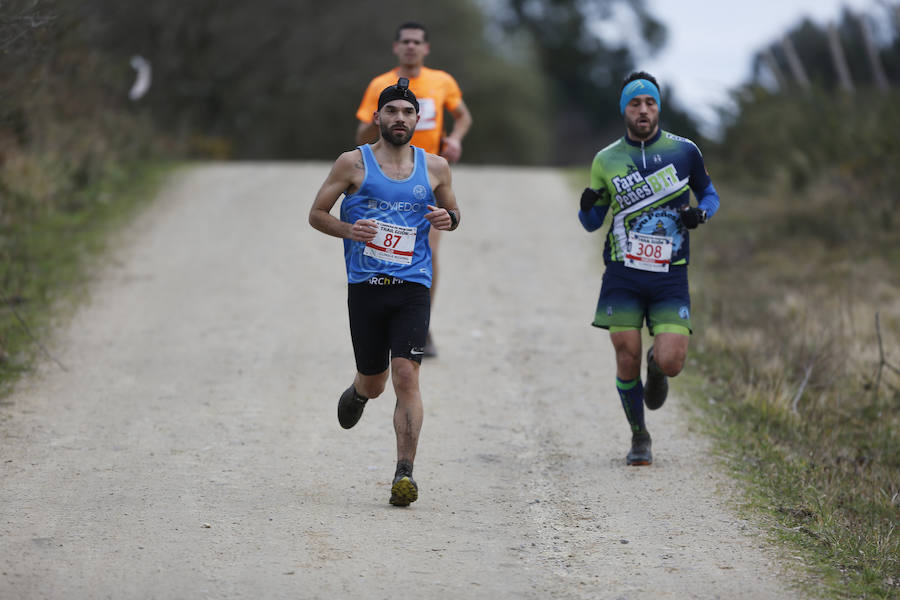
[626,114,659,141]
[379,121,414,146]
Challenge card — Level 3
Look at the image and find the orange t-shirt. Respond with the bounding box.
[356,67,463,154]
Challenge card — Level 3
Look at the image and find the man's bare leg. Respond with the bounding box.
[389,357,422,505]
[645,332,689,410]
[337,369,389,429]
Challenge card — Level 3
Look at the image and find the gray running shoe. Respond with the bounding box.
[626,431,653,466]
[389,461,418,506]
[644,347,669,410]
[337,385,367,429]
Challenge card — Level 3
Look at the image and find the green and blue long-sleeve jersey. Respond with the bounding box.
[579,129,719,266]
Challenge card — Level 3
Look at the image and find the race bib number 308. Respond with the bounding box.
[625,231,673,272]
[364,220,417,265]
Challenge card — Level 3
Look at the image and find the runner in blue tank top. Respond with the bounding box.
[309,79,460,506]
[340,143,435,287]
[577,72,721,467]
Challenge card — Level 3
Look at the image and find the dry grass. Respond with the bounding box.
[687,173,900,598]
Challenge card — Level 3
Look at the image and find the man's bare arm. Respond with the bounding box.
[448,100,472,142]
[425,154,459,231]
[309,152,377,241]
[355,120,379,146]
[440,99,473,163]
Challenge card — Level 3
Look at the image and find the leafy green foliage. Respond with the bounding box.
[715,87,900,248]
[65,0,554,164]
[495,0,703,162]
[0,0,168,386]
[3,0,707,166]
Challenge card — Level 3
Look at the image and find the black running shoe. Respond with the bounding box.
[626,431,652,466]
[389,461,418,506]
[337,385,367,429]
[644,347,669,410]
[423,332,437,358]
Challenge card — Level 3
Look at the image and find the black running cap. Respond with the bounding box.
[378,78,419,113]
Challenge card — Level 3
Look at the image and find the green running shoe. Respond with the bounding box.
[644,347,668,410]
[626,431,653,466]
[337,385,367,429]
[389,461,418,506]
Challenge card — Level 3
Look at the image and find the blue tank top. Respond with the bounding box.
[340,144,435,287]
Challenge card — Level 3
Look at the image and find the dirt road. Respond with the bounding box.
[0,164,806,599]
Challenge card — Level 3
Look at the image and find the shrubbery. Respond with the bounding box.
[690,87,900,598]
[1,1,168,381]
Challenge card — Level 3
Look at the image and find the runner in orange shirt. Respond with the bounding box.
[356,21,473,357]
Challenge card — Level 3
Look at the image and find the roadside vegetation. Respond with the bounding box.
[0,3,172,394]
[0,156,169,394]
[687,88,900,599]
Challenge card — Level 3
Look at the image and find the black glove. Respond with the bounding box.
[580,187,606,213]
[680,205,707,229]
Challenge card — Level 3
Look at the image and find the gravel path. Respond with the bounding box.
[0,163,808,599]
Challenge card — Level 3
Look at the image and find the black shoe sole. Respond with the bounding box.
[644,378,667,410]
[627,433,652,466]
[644,349,668,410]
[337,386,365,429]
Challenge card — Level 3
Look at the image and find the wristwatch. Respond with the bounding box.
[448,209,459,229]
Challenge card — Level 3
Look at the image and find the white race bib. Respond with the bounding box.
[625,231,673,272]
[364,220,417,265]
[416,98,437,131]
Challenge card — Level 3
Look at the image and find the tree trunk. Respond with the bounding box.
[858,13,890,89]
[762,48,788,91]
[827,23,854,92]
[781,35,810,90]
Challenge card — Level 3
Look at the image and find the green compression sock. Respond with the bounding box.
[616,377,647,434]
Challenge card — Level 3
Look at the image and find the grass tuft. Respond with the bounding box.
[0,155,172,395]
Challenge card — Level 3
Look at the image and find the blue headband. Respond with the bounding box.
[619,79,661,115]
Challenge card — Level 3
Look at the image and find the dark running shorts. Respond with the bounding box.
[347,277,431,375]
[592,262,692,335]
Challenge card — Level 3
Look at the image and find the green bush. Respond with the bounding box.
[0,1,171,388]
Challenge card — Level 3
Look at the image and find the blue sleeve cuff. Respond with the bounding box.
[697,182,720,219]
[579,204,609,232]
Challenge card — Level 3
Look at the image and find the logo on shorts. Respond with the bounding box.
[679,306,690,320]
[410,347,425,356]
[606,305,613,316]
[412,185,427,200]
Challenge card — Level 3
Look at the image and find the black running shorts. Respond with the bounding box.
[347,278,431,375]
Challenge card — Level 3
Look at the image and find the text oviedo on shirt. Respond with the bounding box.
[366,183,429,213]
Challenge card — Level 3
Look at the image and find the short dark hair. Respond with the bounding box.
[395,22,428,42]
[621,71,660,94]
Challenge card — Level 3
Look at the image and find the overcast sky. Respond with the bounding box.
[639,0,890,135]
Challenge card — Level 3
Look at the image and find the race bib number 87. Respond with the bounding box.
[625,231,672,272]
[364,220,417,265]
